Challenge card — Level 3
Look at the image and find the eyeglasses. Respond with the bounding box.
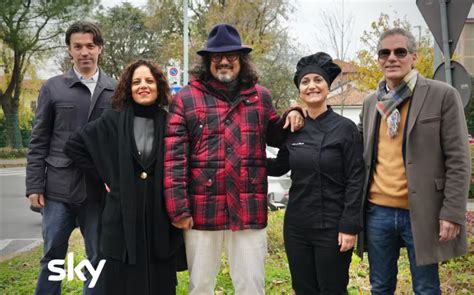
[377,48,411,60]
[210,52,240,63]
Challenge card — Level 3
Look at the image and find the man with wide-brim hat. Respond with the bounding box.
[164,23,304,294]
[196,23,252,55]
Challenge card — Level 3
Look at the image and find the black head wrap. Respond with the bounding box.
[293,52,341,88]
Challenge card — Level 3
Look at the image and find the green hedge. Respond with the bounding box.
[0,147,28,159]
[0,116,32,150]
[0,117,8,148]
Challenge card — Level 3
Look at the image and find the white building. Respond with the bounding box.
[328,60,371,124]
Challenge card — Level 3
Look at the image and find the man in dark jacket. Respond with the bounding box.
[164,23,303,295]
[26,22,116,295]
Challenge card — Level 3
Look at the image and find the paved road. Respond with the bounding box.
[0,167,42,260]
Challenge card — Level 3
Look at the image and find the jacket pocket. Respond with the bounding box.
[194,119,205,154]
[44,156,74,197]
[419,116,441,124]
[189,167,216,195]
[55,104,76,131]
[247,166,267,194]
[189,109,206,155]
[45,156,73,167]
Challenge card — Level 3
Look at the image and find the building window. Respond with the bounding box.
[457,21,474,75]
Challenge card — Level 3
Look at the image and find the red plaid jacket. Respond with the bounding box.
[164,80,285,230]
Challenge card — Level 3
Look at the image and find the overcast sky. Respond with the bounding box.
[39,0,434,78]
[289,0,429,58]
[106,0,430,57]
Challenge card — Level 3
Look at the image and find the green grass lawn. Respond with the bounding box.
[1,210,473,294]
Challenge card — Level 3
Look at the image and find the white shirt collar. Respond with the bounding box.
[73,67,99,82]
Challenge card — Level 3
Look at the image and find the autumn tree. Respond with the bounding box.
[313,3,356,116]
[0,0,96,148]
[94,3,161,79]
[353,13,434,91]
[316,4,355,61]
[257,35,300,110]
[145,0,184,65]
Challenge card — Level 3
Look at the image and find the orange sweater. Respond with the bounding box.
[369,99,411,209]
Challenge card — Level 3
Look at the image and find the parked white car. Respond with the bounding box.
[266,146,291,211]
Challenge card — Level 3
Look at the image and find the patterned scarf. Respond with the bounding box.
[376,69,418,138]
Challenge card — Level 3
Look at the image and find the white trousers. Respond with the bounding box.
[184,228,267,295]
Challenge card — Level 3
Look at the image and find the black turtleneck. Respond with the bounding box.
[132,101,158,162]
[132,101,159,118]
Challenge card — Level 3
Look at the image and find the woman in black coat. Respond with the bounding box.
[65,60,184,294]
[267,52,365,295]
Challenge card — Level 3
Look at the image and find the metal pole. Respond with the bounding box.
[439,0,452,85]
[434,41,442,74]
[414,25,422,46]
[183,0,189,85]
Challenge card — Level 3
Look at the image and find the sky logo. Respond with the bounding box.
[48,252,106,288]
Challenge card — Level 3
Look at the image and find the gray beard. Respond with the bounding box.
[217,73,235,83]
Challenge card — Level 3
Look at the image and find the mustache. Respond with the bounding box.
[217,65,233,69]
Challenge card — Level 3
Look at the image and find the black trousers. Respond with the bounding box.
[284,222,352,295]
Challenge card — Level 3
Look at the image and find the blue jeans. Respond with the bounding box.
[35,198,102,295]
[366,203,440,295]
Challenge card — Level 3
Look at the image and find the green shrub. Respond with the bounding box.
[0,117,7,148]
[0,147,28,159]
[0,113,32,150]
[20,128,31,148]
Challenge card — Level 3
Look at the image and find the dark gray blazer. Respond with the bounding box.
[26,68,116,203]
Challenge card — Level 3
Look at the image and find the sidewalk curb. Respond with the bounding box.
[0,158,27,169]
[0,163,26,169]
[0,240,43,263]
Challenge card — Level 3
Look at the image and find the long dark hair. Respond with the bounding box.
[111,60,170,110]
[189,53,259,88]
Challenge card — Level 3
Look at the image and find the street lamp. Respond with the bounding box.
[183,0,189,85]
[414,25,422,46]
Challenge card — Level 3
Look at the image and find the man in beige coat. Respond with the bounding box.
[357,28,470,294]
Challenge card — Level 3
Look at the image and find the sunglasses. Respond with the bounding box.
[377,48,411,59]
[210,52,240,63]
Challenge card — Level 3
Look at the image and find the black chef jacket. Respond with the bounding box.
[267,107,364,234]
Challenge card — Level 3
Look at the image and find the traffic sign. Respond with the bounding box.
[167,66,181,85]
[170,84,182,96]
[433,61,472,107]
[417,0,473,57]
[169,67,179,77]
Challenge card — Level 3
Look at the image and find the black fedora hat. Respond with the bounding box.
[197,24,252,56]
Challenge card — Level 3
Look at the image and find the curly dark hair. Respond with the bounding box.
[111,60,170,110]
[189,53,259,88]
